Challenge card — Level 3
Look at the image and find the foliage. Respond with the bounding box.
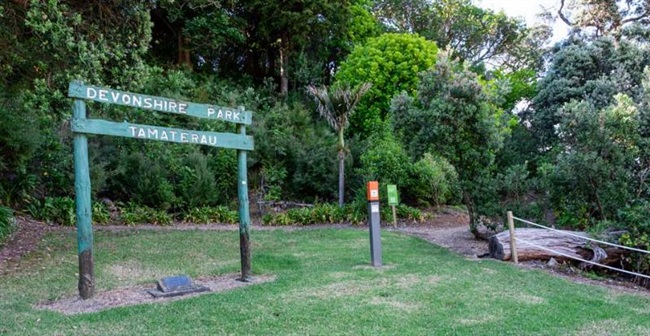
[0,206,16,244]
[92,201,110,225]
[556,0,650,39]
[27,197,75,226]
[0,94,40,207]
[112,151,177,211]
[1,0,153,117]
[260,201,424,226]
[307,82,372,206]
[371,0,542,70]
[617,201,650,277]
[490,68,538,113]
[176,152,220,209]
[392,53,503,237]
[251,102,339,202]
[335,33,438,136]
[182,206,239,224]
[409,153,460,207]
[356,126,411,193]
[262,203,351,226]
[121,203,173,226]
[549,95,642,224]
[381,204,426,222]
[529,37,650,150]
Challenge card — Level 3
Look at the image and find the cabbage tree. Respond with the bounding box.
[307,83,372,207]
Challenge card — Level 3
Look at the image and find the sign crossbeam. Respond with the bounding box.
[68,82,253,125]
[72,119,254,151]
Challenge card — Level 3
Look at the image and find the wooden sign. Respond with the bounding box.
[72,119,254,150]
[69,81,254,299]
[68,82,253,125]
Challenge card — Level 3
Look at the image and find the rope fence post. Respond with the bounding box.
[507,211,518,264]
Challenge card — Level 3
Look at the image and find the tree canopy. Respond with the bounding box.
[335,32,438,136]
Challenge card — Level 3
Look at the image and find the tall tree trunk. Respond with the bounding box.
[279,36,289,96]
[338,150,345,208]
[178,33,191,68]
[463,190,480,238]
[338,129,345,207]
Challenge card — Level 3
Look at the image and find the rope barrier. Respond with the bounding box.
[512,216,650,255]
[515,237,650,280]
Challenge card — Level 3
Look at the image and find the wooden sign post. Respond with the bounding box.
[69,82,254,298]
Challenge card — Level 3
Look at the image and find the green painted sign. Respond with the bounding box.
[68,82,253,125]
[72,119,254,150]
[68,81,255,299]
[387,185,399,206]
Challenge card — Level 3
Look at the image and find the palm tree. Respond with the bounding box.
[306,82,372,207]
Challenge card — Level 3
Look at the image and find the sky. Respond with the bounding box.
[477,0,570,42]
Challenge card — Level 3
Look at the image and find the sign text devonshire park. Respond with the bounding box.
[68,82,252,124]
[68,81,254,300]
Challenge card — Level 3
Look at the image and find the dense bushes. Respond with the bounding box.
[0,206,16,244]
[261,202,425,226]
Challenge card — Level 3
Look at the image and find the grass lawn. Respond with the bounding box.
[1,228,649,335]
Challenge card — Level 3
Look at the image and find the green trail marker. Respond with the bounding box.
[387,185,398,227]
[69,82,254,299]
[387,185,399,206]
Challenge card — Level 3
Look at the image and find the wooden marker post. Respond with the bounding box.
[387,185,398,228]
[237,120,252,282]
[507,211,518,264]
[73,99,95,299]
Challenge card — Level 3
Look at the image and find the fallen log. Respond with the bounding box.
[489,228,604,262]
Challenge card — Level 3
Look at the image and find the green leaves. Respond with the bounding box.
[392,54,502,235]
[336,33,438,137]
[306,83,372,134]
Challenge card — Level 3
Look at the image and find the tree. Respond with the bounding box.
[307,83,372,207]
[392,54,502,238]
[151,0,245,68]
[0,0,154,205]
[550,95,643,223]
[529,37,650,151]
[557,0,650,40]
[371,0,539,70]
[335,33,438,136]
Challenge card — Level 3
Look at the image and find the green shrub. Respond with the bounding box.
[335,33,438,136]
[260,202,425,226]
[177,152,219,208]
[262,213,292,226]
[357,127,412,192]
[113,152,177,211]
[387,204,426,222]
[183,206,238,224]
[614,201,650,277]
[92,201,111,225]
[0,206,16,244]
[121,203,173,226]
[28,196,76,226]
[410,153,460,207]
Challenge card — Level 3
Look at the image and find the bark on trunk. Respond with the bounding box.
[178,33,191,68]
[338,149,345,208]
[463,191,480,239]
[279,37,289,96]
